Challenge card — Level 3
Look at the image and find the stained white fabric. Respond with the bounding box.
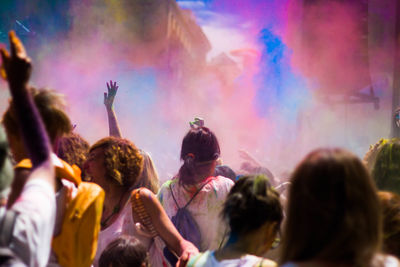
[188,251,277,267]
[158,176,234,251]
[10,179,56,267]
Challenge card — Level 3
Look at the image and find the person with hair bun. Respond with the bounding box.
[187,174,282,267]
[158,126,234,253]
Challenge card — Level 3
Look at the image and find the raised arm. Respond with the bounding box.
[0,31,56,266]
[104,80,122,138]
[0,31,54,186]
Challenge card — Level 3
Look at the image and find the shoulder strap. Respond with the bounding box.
[0,207,18,246]
[170,179,211,210]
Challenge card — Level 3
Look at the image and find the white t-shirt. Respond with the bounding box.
[10,179,56,267]
[158,176,234,251]
[188,251,277,267]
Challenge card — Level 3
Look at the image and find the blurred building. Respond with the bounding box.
[129,0,211,79]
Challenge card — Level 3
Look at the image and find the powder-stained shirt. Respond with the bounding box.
[158,176,234,251]
[187,251,277,267]
[10,179,56,267]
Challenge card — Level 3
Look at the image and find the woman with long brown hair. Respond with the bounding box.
[280,148,399,267]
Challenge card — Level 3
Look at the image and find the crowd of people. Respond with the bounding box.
[0,31,400,267]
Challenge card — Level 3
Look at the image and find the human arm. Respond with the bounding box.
[0,30,56,266]
[132,188,199,259]
[1,31,54,187]
[104,80,122,138]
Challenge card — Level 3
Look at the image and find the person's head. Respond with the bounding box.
[179,126,220,185]
[369,139,400,195]
[99,235,149,267]
[222,174,283,255]
[57,132,90,178]
[2,87,71,162]
[281,148,382,266]
[378,191,400,258]
[0,126,13,204]
[85,137,143,192]
[133,150,159,193]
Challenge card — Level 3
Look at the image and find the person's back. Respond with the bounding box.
[186,174,283,267]
[158,126,233,252]
[159,175,233,250]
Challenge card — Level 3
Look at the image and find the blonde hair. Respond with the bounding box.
[133,150,159,193]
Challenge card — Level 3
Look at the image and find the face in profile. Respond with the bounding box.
[84,147,107,188]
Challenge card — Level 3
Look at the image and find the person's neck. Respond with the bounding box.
[214,234,260,261]
[103,186,128,215]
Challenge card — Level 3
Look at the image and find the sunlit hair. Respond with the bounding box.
[178,127,220,185]
[90,137,143,189]
[281,148,382,266]
[222,174,283,236]
[58,132,89,176]
[363,138,389,171]
[2,87,71,144]
[133,150,159,193]
[99,235,149,267]
[378,191,400,258]
[368,139,400,195]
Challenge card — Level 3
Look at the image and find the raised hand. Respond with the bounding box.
[104,80,119,110]
[0,31,32,88]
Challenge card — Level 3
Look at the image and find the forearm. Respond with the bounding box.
[106,108,122,138]
[140,189,186,254]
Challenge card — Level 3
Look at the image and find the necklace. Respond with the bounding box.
[101,191,125,229]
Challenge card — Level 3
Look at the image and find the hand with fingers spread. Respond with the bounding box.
[104,80,119,110]
[0,31,32,89]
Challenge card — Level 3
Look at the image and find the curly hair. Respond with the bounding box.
[90,137,143,189]
[58,132,90,173]
[222,174,283,236]
[2,87,71,144]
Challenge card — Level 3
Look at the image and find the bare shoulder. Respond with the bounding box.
[132,187,160,208]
